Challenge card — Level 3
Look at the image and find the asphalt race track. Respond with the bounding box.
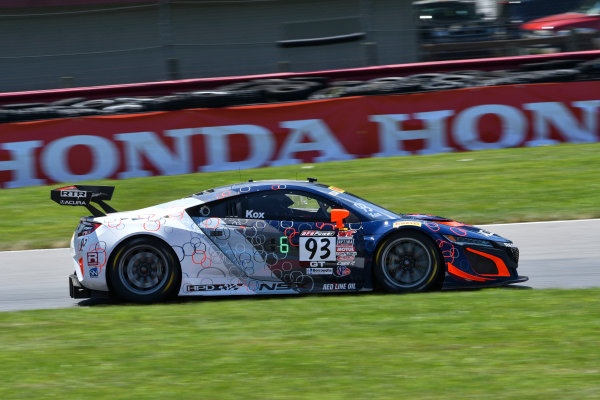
[1,219,599,312]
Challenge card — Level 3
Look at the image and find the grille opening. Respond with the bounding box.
[506,247,519,264]
[466,251,498,275]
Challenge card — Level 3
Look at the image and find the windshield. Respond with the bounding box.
[336,191,399,220]
[417,3,476,22]
[577,0,600,14]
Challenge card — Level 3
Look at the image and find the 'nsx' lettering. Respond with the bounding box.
[245,210,265,218]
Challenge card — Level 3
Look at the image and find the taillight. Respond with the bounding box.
[77,221,102,237]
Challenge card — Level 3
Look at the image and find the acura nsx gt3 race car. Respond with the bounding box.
[51,179,527,302]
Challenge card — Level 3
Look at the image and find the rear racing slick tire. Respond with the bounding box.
[108,236,181,303]
[374,231,443,293]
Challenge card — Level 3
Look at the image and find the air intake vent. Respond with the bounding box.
[465,251,498,275]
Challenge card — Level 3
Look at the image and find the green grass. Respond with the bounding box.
[0,289,599,399]
[1,143,599,250]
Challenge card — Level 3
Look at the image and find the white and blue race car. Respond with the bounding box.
[51,179,527,302]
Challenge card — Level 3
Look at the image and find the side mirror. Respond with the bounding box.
[331,209,350,229]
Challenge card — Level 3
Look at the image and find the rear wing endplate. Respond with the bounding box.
[50,185,117,217]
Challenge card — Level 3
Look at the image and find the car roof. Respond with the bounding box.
[191,179,332,201]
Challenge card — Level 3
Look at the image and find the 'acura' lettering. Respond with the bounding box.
[245,210,265,219]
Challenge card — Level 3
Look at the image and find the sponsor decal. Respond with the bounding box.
[393,221,422,228]
[328,186,345,193]
[337,230,356,245]
[337,232,356,263]
[87,252,99,266]
[60,190,87,198]
[323,282,357,290]
[478,229,495,237]
[336,265,351,276]
[301,230,336,237]
[186,283,244,292]
[78,237,88,252]
[502,242,517,248]
[307,267,333,275]
[89,267,99,277]
[245,210,265,218]
[336,245,355,253]
[59,200,87,206]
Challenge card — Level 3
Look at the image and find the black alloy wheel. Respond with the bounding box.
[109,236,180,303]
[375,231,443,293]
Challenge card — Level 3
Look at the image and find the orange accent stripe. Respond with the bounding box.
[466,248,511,277]
[78,258,84,276]
[447,262,492,282]
[436,221,464,227]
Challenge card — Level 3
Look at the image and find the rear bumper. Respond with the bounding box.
[69,274,92,299]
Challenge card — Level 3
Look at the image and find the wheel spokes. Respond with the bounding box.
[119,246,168,294]
[382,238,433,288]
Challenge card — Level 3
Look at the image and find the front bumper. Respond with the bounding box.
[440,238,527,289]
[443,274,529,290]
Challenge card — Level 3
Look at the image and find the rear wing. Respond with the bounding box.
[50,185,117,217]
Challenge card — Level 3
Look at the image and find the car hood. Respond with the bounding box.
[522,12,600,30]
[397,214,511,242]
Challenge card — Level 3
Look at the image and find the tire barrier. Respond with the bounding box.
[2,58,600,124]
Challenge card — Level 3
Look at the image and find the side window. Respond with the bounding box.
[187,198,238,218]
[239,190,360,222]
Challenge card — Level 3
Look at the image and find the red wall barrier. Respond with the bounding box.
[1,81,599,188]
[1,50,600,106]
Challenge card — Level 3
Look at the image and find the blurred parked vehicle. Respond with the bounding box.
[497,0,584,38]
[415,0,504,44]
[520,0,600,52]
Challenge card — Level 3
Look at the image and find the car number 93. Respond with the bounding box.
[300,236,337,262]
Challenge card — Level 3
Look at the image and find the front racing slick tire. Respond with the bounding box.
[375,231,443,293]
[108,236,180,303]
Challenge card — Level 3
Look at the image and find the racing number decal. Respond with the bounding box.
[279,236,289,254]
[299,234,336,261]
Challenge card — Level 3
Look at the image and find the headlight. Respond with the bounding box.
[443,235,494,248]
